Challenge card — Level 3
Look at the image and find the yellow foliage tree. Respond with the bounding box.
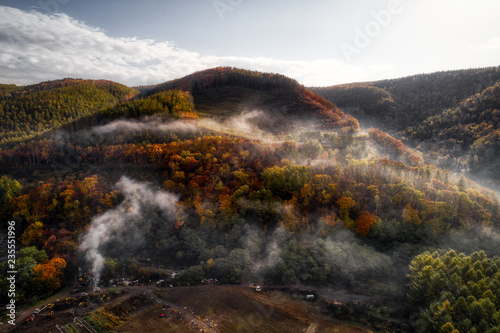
[21,221,45,247]
[337,196,355,229]
[403,203,422,225]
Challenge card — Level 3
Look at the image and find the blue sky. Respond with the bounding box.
[0,0,499,86]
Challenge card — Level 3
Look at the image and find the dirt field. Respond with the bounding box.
[1,284,374,333]
[156,285,373,333]
[114,303,196,333]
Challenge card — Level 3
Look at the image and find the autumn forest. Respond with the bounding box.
[1,67,500,332]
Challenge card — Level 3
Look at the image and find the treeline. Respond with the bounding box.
[0,79,138,144]
[0,89,196,163]
[372,67,500,129]
[368,128,422,167]
[0,84,19,101]
[61,89,196,134]
[142,67,329,106]
[408,250,500,332]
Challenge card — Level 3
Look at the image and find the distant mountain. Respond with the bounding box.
[0,79,138,144]
[312,66,500,189]
[139,67,359,133]
[0,68,361,149]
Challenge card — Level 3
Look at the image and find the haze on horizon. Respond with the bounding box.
[0,0,499,87]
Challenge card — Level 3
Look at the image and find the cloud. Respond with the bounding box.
[0,5,370,87]
[0,6,203,85]
[482,37,500,50]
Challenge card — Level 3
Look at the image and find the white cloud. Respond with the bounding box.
[0,5,383,87]
[482,37,500,50]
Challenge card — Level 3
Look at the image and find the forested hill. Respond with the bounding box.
[311,67,500,132]
[403,81,500,183]
[138,67,359,133]
[311,66,500,190]
[0,79,139,145]
[1,68,500,332]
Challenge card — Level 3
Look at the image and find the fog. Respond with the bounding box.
[92,117,200,136]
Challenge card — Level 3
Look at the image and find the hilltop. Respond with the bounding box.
[0,68,360,147]
[139,67,359,133]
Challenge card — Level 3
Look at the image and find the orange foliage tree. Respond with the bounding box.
[32,257,67,291]
[20,221,45,247]
[355,211,377,237]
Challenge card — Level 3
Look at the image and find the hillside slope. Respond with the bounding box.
[0,79,139,144]
[1,68,500,333]
[311,66,500,132]
[312,66,500,189]
[404,81,500,181]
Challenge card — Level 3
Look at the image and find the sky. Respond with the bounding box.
[0,0,499,87]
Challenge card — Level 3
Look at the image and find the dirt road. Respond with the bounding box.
[2,286,73,332]
[305,322,319,333]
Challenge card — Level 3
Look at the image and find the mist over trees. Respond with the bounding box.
[312,66,500,191]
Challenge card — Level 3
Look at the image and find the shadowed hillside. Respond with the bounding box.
[311,67,500,132]
[139,67,359,133]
